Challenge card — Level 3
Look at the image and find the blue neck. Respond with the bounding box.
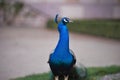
[55,22,69,53]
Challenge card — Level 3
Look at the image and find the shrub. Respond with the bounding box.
[47,19,120,39]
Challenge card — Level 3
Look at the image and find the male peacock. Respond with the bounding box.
[48,14,76,80]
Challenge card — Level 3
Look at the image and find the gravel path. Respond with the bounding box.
[100,73,120,80]
[0,26,120,80]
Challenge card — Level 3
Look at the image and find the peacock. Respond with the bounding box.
[48,14,76,80]
[48,14,87,80]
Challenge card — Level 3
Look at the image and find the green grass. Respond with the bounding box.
[86,66,120,80]
[47,19,120,40]
[12,65,120,80]
[11,73,50,80]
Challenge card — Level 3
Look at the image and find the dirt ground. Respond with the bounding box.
[0,26,120,80]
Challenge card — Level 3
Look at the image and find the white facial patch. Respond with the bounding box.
[64,19,68,23]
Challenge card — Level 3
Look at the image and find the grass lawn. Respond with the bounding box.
[12,65,120,80]
[47,19,120,40]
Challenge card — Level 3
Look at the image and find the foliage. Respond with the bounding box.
[13,1,24,15]
[47,19,120,39]
[0,0,5,8]
[0,0,24,25]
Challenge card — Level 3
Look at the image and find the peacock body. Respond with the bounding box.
[48,14,76,80]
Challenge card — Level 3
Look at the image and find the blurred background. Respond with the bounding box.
[0,0,120,80]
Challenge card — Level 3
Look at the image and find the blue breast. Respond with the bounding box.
[49,21,73,67]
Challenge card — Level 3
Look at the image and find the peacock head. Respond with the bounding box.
[55,14,72,25]
[61,17,72,25]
